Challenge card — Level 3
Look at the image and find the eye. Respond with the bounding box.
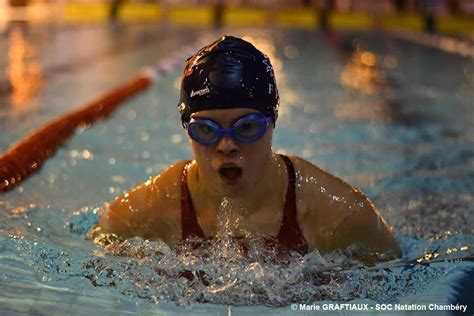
[236,120,260,137]
[189,121,219,142]
[197,124,213,135]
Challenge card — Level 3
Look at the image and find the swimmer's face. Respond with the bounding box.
[187,108,273,196]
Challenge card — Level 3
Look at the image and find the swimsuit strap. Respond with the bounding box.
[181,161,206,239]
[180,156,308,255]
[276,155,309,255]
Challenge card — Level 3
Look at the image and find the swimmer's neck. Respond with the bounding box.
[189,153,286,216]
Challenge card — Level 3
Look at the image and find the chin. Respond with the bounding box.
[217,178,247,197]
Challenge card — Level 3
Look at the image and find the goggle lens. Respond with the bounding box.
[185,113,271,145]
[233,118,266,142]
[188,120,220,144]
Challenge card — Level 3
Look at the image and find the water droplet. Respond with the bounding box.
[82,150,93,160]
[127,110,137,120]
[111,176,125,184]
[170,133,183,144]
[140,132,150,142]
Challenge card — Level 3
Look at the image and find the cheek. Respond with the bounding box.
[190,140,214,170]
[191,141,206,160]
[244,130,273,165]
[256,129,273,153]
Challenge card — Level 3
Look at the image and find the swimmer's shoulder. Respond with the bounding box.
[288,155,400,257]
[143,159,190,219]
[150,160,190,197]
[287,155,361,206]
[98,160,189,241]
[288,155,353,190]
[287,156,375,247]
[289,155,381,224]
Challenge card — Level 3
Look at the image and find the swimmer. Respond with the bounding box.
[92,36,401,260]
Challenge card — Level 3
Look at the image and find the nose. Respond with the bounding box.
[216,136,239,155]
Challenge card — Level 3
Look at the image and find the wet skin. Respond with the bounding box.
[97,108,401,258]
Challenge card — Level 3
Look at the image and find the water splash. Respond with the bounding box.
[3,205,472,307]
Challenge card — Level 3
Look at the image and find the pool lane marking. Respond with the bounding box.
[0,39,207,192]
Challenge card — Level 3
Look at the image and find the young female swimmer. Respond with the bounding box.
[92,36,401,259]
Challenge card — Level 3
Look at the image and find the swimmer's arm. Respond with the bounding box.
[95,161,186,244]
[96,180,154,239]
[329,198,401,261]
[292,156,400,259]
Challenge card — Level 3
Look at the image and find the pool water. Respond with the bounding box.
[1,24,473,315]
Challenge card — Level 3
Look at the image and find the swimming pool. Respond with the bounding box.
[1,24,473,315]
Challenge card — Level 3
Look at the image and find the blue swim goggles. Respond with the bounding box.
[183,113,273,145]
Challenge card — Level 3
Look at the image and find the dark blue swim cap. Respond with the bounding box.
[178,36,279,124]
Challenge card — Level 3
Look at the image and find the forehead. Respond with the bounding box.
[190,108,260,124]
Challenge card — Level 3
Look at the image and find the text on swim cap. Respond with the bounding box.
[190,87,210,97]
[262,59,274,78]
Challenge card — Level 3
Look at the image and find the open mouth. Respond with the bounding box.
[218,165,243,185]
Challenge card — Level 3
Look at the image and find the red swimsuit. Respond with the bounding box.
[180,154,308,256]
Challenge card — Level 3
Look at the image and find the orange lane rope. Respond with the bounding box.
[0,36,212,193]
[0,74,152,192]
